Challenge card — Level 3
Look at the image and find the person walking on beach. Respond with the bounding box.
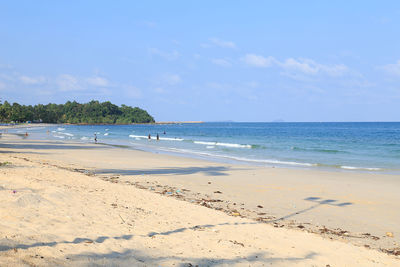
[94,133,97,143]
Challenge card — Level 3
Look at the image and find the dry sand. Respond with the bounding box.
[0,134,399,266]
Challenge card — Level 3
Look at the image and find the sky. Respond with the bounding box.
[0,1,400,122]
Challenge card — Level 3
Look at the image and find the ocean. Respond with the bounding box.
[9,122,400,174]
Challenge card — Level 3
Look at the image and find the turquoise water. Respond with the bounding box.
[9,122,400,173]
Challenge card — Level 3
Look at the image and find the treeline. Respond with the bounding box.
[0,100,155,124]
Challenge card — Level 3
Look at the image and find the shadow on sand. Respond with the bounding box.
[0,234,134,252]
[94,166,235,176]
[0,197,353,265]
[0,143,97,150]
[272,197,353,222]
[0,232,317,266]
[68,249,317,266]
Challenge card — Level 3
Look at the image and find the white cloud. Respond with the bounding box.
[0,73,15,81]
[163,74,182,85]
[209,38,236,49]
[242,54,275,67]
[56,74,111,91]
[279,58,348,76]
[142,21,157,28]
[0,64,13,70]
[57,74,82,91]
[381,60,400,76]
[245,81,259,88]
[211,58,232,67]
[149,48,180,60]
[123,85,142,99]
[0,81,6,90]
[86,76,109,87]
[242,54,349,76]
[19,75,47,85]
[154,87,166,93]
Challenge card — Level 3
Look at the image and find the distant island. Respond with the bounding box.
[0,100,155,124]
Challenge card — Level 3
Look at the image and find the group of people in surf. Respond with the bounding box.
[94,131,166,143]
[148,131,166,141]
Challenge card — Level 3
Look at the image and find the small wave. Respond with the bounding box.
[104,133,109,136]
[129,134,183,141]
[57,132,74,137]
[156,147,314,167]
[159,137,183,141]
[26,127,45,130]
[129,134,148,139]
[80,136,89,140]
[340,166,382,171]
[206,146,215,149]
[227,157,316,167]
[291,146,343,153]
[57,127,65,131]
[194,141,251,149]
[53,135,65,139]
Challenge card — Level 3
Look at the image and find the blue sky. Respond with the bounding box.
[0,1,399,122]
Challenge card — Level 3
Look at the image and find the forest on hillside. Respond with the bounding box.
[0,100,155,124]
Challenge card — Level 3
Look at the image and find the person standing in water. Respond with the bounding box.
[94,133,97,143]
[148,134,151,140]
[156,133,159,141]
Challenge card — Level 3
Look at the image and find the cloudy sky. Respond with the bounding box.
[1,1,399,121]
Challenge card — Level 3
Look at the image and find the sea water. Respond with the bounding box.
[9,122,400,174]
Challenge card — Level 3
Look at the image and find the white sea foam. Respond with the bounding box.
[129,134,148,139]
[104,133,109,136]
[194,141,251,149]
[53,135,65,139]
[57,127,65,131]
[226,156,315,166]
[159,137,183,141]
[156,147,314,167]
[193,141,215,146]
[80,136,89,140]
[57,132,74,136]
[341,166,381,171]
[206,146,215,149]
[26,127,45,130]
[129,135,183,141]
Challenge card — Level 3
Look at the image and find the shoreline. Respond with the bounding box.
[1,135,400,258]
[2,123,399,176]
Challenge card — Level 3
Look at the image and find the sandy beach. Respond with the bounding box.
[0,133,399,266]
